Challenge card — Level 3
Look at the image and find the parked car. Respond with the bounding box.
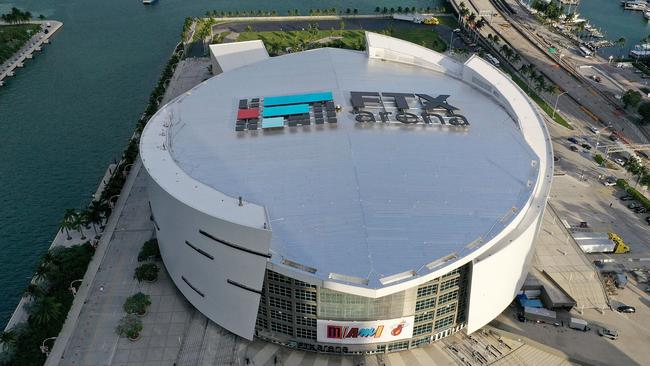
[603,180,616,186]
[617,305,636,313]
[645,216,650,225]
[609,134,619,142]
[581,143,592,150]
[620,195,635,201]
[634,207,648,214]
[614,158,626,166]
[568,137,580,144]
[587,125,599,134]
[598,328,619,340]
[570,145,579,152]
[628,202,640,209]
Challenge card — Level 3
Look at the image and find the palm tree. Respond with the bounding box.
[0,329,16,352]
[29,297,62,326]
[72,211,87,240]
[87,201,104,238]
[23,283,44,300]
[59,216,73,240]
[617,37,626,58]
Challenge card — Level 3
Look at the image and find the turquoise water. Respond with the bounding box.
[578,0,650,56]
[0,0,439,327]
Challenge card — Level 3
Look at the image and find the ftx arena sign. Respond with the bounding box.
[351,91,470,127]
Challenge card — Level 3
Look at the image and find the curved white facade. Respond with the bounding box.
[140,32,552,350]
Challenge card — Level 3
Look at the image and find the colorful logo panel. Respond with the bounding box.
[235,92,337,132]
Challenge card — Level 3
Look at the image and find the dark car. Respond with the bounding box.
[517,313,525,322]
[646,216,650,224]
[634,207,648,214]
[628,202,641,209]
[570,145,579,152]
[617,305,636,313]
[568,137,580,144]
[621,195,635,201]
[581,143,592,150]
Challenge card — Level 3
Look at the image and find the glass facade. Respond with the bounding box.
[255,264,469,354]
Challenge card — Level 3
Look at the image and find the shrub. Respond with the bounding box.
[138,239,161,262]
[123,292,151,315]
[594,154,604,165]
[134,263,159,282]
[116,314,143,339]
[617,179,650,209]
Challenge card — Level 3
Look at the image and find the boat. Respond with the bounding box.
[630,43,650,58]
[142,0,157,4]
[623,0,647,10]
[645,9,650,18]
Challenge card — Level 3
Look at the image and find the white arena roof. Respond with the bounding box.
[142,33,547,290]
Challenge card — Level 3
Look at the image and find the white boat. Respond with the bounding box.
[644,9,650,18]
[624,0,647,10]
[630,43,650,57]
[143,0,157,4]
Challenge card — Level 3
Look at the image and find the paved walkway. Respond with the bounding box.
[0,20,63,86]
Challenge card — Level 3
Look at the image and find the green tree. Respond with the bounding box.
[29,296,62,326]
[375,6,381,13]
[638,101,650,124]
[622,89,642,108]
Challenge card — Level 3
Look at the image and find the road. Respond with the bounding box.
[454,0,650,145]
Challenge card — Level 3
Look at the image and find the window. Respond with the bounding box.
[296,328,317,340]
[270,321,293,336]
[269,297,292,311]
[294,279,317,289]
[415,311,434,323]
[417,284,438,298]
[267,270,291,285]
[415,297,436,312]
[434,315,454,331]
[436,303,457,317]
[256,317,268,329]
[295,289,317,302]
[295,316,316,327]
[387,341,409,352]
[295,302,317,315]
[411,336,431,347]
[270,310,292,323]
[440,277,460,292]
[268,283,292,298]
[413,323,433,337]
[438,290,458,305]
[442,268,461,278]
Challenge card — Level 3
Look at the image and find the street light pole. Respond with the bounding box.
[40,337,56,356]
[449,29,460,54]
[595,130,601,151]
[552,91,568,118]
[69,279,83,296]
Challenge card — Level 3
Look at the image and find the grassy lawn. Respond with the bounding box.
[234,26,447,54]
[0,24,40,64]
[236,29,366,53]
[506,70,574,130]
[387,27,446,52]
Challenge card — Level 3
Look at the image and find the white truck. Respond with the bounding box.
[572,232,615,253]
[392,13,425,23]
[569,317,589,331]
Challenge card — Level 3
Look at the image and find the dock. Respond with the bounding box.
[0,20,62,87]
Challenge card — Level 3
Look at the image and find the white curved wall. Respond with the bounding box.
[148,175,269,340]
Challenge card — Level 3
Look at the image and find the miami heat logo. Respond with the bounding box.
[391,321,408,336]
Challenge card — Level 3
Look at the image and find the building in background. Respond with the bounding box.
[140,32,553,354]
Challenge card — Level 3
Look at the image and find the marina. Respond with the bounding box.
[0,21,62,87]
